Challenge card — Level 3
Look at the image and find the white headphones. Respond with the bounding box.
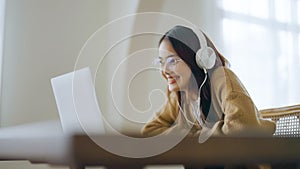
[192,28,216,73]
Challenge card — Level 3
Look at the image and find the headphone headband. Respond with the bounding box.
[190,27,216,72]
[192,28,208,50]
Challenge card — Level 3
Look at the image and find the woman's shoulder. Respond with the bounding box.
[210,66,250,96]
[211,66,236,80]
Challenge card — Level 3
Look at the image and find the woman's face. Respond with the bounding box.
[158,39,192,92]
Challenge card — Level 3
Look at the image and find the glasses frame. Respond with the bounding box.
[153,55,182,71]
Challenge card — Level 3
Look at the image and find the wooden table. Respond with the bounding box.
[1,133,300,169]
[0,121,300,169]
[70,135,300,169]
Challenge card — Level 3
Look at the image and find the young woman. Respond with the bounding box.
[142,25,275,140]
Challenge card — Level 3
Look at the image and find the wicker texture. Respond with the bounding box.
[260,104,300,137]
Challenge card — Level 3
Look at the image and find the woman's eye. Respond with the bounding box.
[167,58,176,64]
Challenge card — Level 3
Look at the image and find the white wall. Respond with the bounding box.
[0,0,108,168]
[0,0,109,126]
[0,0,5,107]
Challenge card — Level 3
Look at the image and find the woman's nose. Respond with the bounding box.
[161,64,171,73]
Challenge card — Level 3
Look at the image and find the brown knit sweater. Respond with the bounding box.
[142,67,276,137]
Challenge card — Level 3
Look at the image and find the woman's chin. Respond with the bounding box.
[168,84,179,92]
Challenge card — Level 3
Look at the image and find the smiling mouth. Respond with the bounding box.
[167,76,179,85]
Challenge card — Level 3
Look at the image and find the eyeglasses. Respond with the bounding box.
[153,56,182,71]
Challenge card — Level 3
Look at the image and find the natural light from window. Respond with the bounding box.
[275,0,291,23]
[219,0,300,109]
[221,0,269,19]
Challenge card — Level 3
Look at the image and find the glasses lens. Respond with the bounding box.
[153,57,179,70]
[166,57,176,66]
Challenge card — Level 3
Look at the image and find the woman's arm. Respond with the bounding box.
[212,68,276,136]
[141,92,185,137]
[221,91,275,136]
[141,110,176,136]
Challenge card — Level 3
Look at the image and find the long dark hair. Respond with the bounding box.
[159,25,228,118]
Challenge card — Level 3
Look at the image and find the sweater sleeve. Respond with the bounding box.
[141,110,193,137]
[221,91,265,135]
[212,68,276,136]
[141,92,181,137]
[141,109,177,137]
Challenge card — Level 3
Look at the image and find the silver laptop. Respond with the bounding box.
[51,67,105,135]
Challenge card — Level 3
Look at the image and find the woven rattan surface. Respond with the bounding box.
[260,104,300,137]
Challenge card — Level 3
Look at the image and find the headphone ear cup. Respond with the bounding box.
[196,47,216,70]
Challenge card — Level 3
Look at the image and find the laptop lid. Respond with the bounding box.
[51,67,105,135]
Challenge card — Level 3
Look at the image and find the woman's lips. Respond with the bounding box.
[167,76,179,85]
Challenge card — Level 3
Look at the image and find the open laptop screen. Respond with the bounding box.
[51,67,105,135]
